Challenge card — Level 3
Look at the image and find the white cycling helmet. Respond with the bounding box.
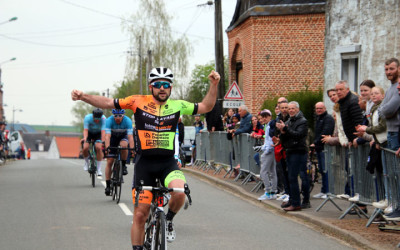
[148,67,174,83]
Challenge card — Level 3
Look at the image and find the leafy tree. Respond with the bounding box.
[122,0,192,95]
[71,91,112,132]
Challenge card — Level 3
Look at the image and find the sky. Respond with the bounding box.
[1,0,237,126]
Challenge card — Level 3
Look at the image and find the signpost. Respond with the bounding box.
[223,81,244,108]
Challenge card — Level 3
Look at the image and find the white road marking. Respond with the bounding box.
[119,203,133,216]
[63,159,82,166]
[63,159,133,216]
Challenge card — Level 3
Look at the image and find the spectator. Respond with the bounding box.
[356,86,387,148]
[378,58,400,220]
[334,80,366,213]
[178,116,184,147]
[359,80,376,116]
[251,115,265,167]
[273,100,290,199]
[187,115,204,166]
[276,101,309,211]
[255,109,278,200]
[205,101,224,132]
[223,108,235,131]
[311,102,335,199]
[352,95,373,148]
[233,105,252,137]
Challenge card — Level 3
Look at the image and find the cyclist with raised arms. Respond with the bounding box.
[71,67,220,250]
[82,108,106,176]
[104,108,134,196]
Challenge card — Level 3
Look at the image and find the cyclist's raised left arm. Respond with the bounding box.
[197,70,220,114]
[71,90,114,109]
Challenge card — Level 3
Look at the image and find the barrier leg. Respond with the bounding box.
[366,208,389,227]
[339,202,369,219]
[315,195,343,212]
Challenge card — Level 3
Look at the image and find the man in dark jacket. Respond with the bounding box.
[276,101,308,211]
[336,80,363,144]
[233,105,252,136]
[335,80,363,202]
[311,102,335,198]
[205,101,224,132]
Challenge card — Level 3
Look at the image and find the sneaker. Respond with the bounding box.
[383,208,400,221]
[313,192,326,199]
[277,194,289,201]
[283,196,290,202]
[384,205,393,214]
[301,201,311,209]
[166,220,176,242]
[83,162,88,171]
[267,193,277,200]
[97,168,102,176]
[258,193,270,201]
[372,199,388,209]
[123,165,128,175]
[336,194,350,199]
[321,194,328,199]
[348,193,360,202]
[105,187,111,196]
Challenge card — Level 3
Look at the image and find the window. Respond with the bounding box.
[341,56,359,92]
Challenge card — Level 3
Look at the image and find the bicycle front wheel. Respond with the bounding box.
[90,161,96,188]
[153,212,166,250]
[116,161,123,204]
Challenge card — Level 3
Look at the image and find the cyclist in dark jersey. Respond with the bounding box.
[71,67,220,250]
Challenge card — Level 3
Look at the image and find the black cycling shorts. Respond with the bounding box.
[86,132,102,143]
[108,133,128,156]
[132,155,181,188]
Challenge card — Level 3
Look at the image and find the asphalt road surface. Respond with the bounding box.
[0,159,353,250]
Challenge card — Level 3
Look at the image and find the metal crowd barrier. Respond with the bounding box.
[193,132,261,185]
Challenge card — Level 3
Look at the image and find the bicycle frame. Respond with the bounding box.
[135,181,192,250]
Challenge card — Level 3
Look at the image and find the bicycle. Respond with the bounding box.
[106,146,133,204]
[87,140,98,188]
[307,145,319,193]
[134,180,192,250]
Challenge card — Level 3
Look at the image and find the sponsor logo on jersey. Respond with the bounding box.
[145,140,169,147]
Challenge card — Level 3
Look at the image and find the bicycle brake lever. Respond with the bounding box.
[184,183,192,205]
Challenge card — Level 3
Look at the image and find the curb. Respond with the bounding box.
[183,167,382,250]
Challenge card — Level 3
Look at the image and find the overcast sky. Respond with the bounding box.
[1,0,237,126]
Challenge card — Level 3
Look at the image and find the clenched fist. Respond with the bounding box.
[71,89,83,101]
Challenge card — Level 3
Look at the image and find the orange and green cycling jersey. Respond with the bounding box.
[114,95,198,157]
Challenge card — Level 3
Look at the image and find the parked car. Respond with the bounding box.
[181,126,196,163]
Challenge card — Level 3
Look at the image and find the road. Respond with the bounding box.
[0,159,353,250]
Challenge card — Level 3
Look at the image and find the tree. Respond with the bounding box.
[122,0,192,95]
[71,91,112,132]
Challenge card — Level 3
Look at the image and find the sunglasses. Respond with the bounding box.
[114,114,124,118]
[151,81,172,89]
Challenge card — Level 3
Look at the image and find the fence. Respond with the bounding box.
[194,131,399,226]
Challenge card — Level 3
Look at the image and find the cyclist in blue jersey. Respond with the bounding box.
[82,108,106,176]
[104,109,135,196]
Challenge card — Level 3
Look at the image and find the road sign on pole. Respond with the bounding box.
[224,81,243,100]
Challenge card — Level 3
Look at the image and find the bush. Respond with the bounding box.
[261,88,323,132]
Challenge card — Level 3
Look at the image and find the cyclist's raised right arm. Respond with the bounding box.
[71,90,114,109]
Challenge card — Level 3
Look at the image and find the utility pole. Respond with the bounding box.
[147,50,152,95]
[213,0,225,130]
[139,36,143,95]
[214,0,225,100]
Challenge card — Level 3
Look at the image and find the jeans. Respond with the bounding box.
[286,152,307,207]
[253,153,260,166]
[387,132,400,151]
[316,150,329,194]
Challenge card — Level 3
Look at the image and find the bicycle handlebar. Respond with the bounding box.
[134,182,192,207]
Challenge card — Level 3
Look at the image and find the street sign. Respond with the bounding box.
[224,81,244,100]
[223,100,244,108]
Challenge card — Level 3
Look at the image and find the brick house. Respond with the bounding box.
[226,0,326,114]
